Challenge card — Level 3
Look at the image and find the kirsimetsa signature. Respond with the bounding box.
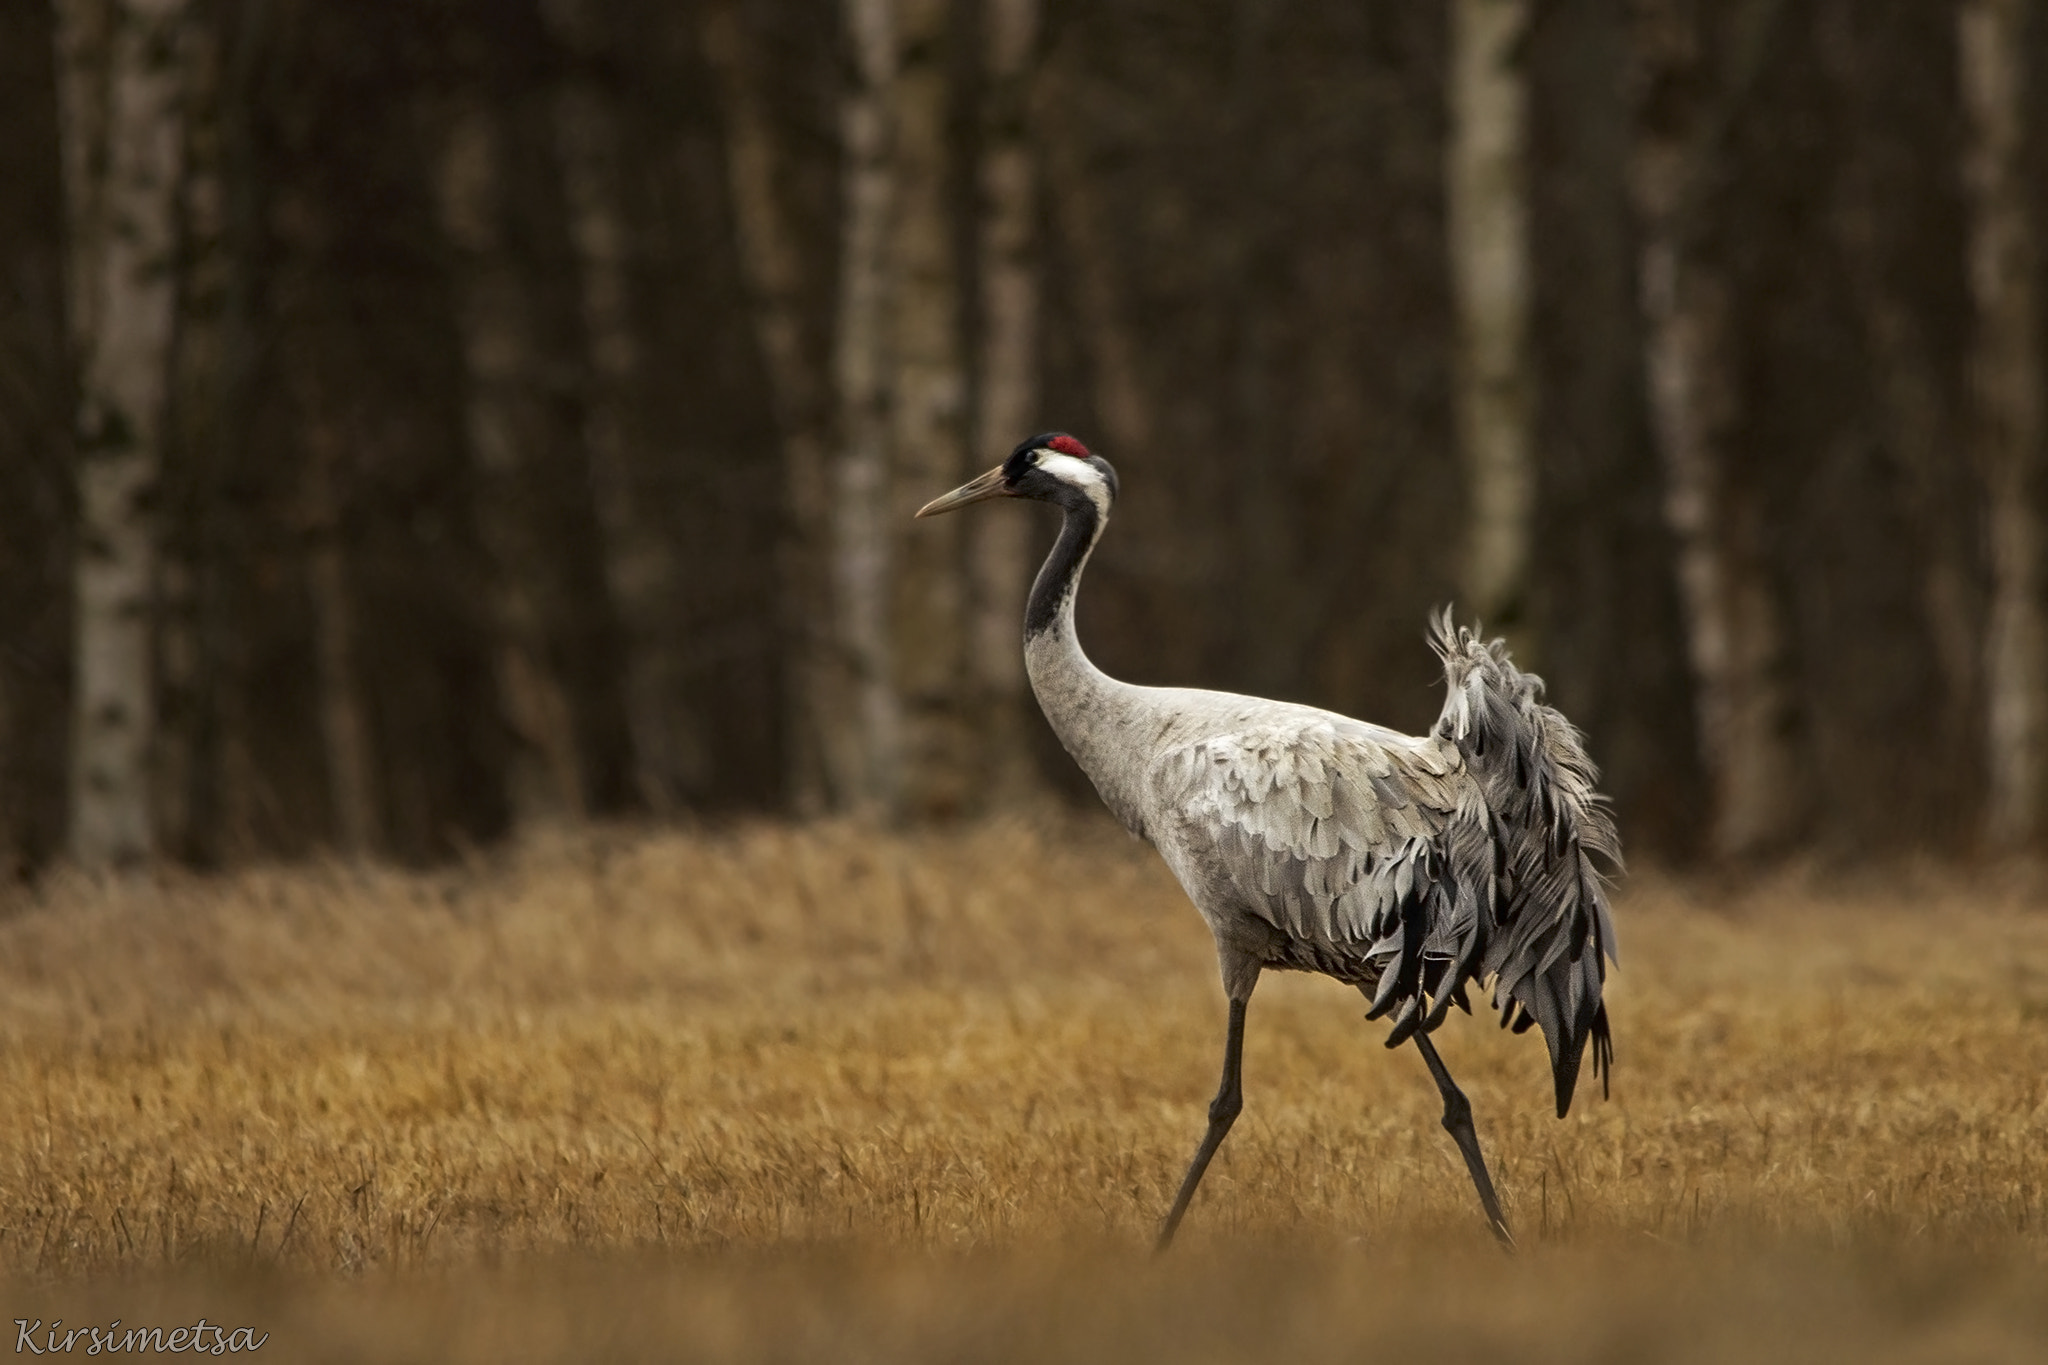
[14,1319,268,1355]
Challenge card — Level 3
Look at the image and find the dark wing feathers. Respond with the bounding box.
[1429,607,1620,1116]
[1147,611,1621,1122]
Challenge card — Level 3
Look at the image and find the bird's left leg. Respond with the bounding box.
[1413,1032,1515,1249]
[1154,994,1248,1254]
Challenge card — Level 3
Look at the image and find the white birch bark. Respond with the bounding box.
[152,1,222,859]
[57,0,190,867]
[1962,0,2045,847]
[1448,0,1535,639]
[970,0,1043,802]
[718,0,985,817]
[832,0,902,814]
[1641,268,1796,860]
[887,0,974,819]
[1631,3,1800,859]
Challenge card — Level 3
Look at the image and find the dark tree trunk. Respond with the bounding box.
[0,0,76,875]
[1527,0,1705,855]
[704,0,842,816]
[425,1,636,827]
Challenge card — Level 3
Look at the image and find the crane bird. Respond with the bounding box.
[917,433,1619,1251]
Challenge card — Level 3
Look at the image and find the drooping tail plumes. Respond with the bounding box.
[1429,608,1621,1117]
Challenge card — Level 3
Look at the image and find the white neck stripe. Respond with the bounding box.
[1037,451,1111,519]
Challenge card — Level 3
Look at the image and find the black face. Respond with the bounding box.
[1001,432,1120,507]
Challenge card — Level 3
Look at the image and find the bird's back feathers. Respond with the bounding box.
[1148,715,1478,992]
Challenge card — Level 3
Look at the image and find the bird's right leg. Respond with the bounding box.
[1154,995,1248,1254]
[1413,1031,1515,1250]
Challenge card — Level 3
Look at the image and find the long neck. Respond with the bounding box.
[1023,496,1149,831]
[1024,493,1103,643]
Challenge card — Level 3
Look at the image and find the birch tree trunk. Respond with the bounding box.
[1449,0,1534,641]
[701,0,838,815]
[432,95,589,825]
[1526,0,1708,851]
[721,0,974,820]
[970,0,1042,803]
[831,0,903,815]
[1630,0,1801,859]
[1962,0,2045,848]
[56,0,190,867]
[887,0,975,819]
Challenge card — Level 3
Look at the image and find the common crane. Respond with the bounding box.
[918,433,1619,1251]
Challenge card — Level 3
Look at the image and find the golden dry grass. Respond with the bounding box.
[3,817,2048,1360]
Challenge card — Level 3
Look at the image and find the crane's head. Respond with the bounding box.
[915,433,1118,521]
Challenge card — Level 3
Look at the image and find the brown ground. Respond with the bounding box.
[2,818,2046,1361]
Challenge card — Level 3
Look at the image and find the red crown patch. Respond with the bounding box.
[1046,435,1091,458]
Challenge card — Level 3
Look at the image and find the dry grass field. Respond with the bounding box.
[3,817,2048,1361]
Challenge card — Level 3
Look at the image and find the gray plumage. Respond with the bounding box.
[1141,612,1618,1110]
[918,434,1621,1249]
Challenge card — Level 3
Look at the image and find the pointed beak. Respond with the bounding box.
[915,465,1011,518]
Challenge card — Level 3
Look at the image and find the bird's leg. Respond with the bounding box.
[1154,995,1247,1254]
[1413,1032,1515,1250]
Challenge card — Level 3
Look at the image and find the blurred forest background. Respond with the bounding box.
[1,0,2044,875]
